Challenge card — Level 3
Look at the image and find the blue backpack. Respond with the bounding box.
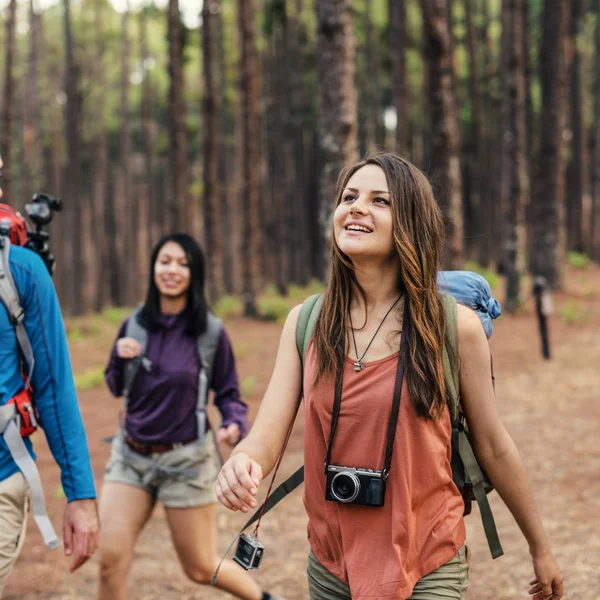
[241,271,504,559]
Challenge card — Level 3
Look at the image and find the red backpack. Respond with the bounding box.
[0,204,29,246]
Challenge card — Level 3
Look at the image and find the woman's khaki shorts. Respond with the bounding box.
[103,431,219,508]
[307,544,470,600]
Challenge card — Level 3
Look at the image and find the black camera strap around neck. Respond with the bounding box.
[324,312,408,482]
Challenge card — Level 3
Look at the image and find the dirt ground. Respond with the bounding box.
[4,265,600,600]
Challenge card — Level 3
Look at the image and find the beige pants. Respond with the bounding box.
[0,472,28,598]
[307,545,470,600]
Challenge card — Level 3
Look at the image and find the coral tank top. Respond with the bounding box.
[303,342,466,599]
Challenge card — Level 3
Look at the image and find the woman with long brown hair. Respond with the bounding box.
[215,154,563,599]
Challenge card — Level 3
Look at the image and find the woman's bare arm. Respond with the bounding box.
[457,304,563,599]
[216,304,303,512]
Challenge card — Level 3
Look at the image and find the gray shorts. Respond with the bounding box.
[307,544,469,600]
[103,431,220,508]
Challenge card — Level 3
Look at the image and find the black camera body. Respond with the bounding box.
[325,465,386,507]
[233,533,264,570]
[24,193,62,275]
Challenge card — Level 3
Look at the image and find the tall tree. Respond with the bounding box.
[238,0,261,316]
[591,0,600,259]
[389,0,409,156]
[478,0,499,267]
[202,0,224,300]
[91,0,109,311]
[315,0,358,262]
[216,1,235,293]
[501,0,528,312]
[167,0,189,232]
[521,0,534,183]
[116,1,136,305]
[530,0,569,288]
[420,0,463,268]
[1,0,17,204]
[22,0,43,206]
[463,0,485,260]
[62,0,85,313]
[567,0,590,253]
[140,5,156,257]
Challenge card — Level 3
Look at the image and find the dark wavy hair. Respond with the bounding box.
[313,153,449,420]
[138,233,208,337]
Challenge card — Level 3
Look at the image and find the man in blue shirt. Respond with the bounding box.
[0,156,99,594]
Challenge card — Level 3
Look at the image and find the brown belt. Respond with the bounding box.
[125,436,194,456]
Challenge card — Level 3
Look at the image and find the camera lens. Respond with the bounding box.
[331,471,360,503]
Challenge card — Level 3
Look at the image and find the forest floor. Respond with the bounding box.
[4,263,600,600]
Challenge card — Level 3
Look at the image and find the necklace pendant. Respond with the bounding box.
[353,360,364,372]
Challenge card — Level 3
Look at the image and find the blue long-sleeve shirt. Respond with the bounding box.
[0,245,96,501]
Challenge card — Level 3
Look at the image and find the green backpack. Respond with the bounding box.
[295,293,503,559]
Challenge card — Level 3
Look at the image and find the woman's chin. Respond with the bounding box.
[158,287,186,298]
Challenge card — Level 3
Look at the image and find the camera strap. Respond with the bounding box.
[324,308,408,481]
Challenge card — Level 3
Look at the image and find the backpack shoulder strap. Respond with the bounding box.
[195,313,223,458]
[442,293,503,559]
[122,306,148,397]
[441,294,459,419]
[0,238,35,383]
[295,294,324,373]
[196,312,223,382]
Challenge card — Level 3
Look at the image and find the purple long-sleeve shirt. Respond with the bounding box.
[104,312,249,444]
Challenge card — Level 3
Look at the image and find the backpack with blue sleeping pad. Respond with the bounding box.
[238,270,504,559]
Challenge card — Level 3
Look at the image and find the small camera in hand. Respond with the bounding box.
[325,465,386,507]
[233,533,264,570]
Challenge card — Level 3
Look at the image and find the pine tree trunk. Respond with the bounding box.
[238,0,261,316]
[591,0,600,260]
[91,0,109,311]
[140,6,156,260]
[501,0,528,312]
[530,0,569,288]
[289,0,312,285]
[463,0,485,261]
[22,0,43,206]
[477,0,498,267]
[1,0,17,204]
[216,3,235,294]
[118,3,137,306]
[420,0,463,268]
[567,0,590,253]
[316,0,358,268]
[167,0,189,233]
[389,0,409,157]
[202,1,224,301]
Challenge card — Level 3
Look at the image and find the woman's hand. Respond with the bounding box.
[528,551,564,599]
[217,423,241,446]
[116,337,143,359]
[215,452,262,513]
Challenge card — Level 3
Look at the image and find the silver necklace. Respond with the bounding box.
[349,295,403,371]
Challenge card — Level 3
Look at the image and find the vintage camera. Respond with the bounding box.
[232,533,264,570]
[325,465,386,507]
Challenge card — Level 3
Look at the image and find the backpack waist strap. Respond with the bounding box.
[0,403,61,550]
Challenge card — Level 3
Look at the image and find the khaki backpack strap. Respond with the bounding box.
[195,313,223,464]
[442,293,504,559]
[459,431,504,558]
[295,294,324,372]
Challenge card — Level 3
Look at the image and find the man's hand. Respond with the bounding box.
[63,498,99,572]
[216,423,241,446]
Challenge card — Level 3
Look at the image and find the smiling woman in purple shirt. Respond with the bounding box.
[97,233,282,600]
